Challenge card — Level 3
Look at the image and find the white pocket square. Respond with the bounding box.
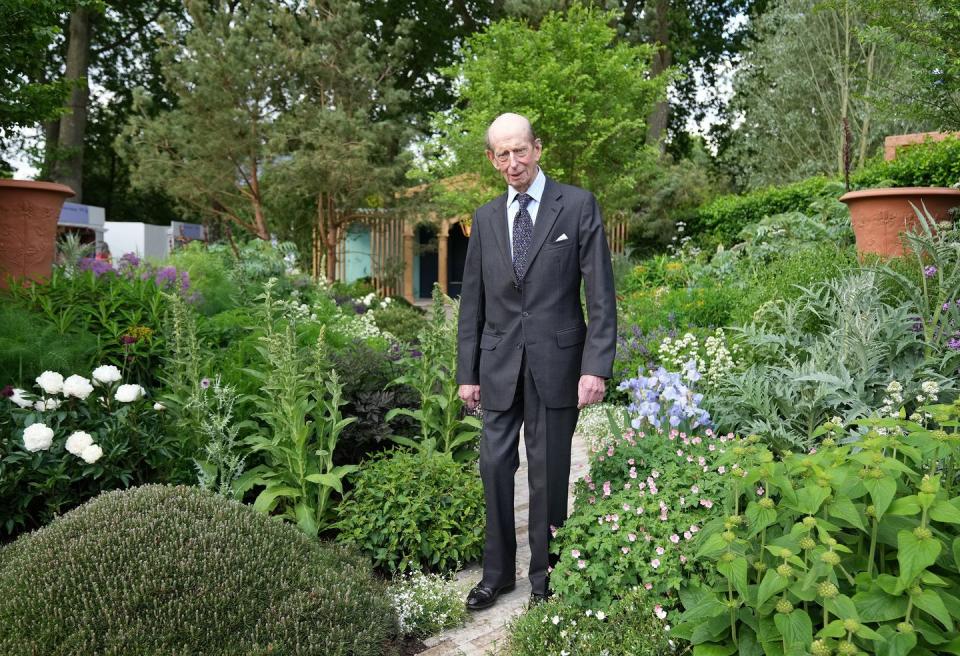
[554,233,568,242]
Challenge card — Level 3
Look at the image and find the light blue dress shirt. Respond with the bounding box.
[506,168,546,258]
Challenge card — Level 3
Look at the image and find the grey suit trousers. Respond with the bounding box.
[479,351,578,595]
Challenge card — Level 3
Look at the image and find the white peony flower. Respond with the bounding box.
[65,431,94,456]
[62,374,94,400]
[153,402,166,411]
[9,388,32,408]
[91,365,122,385]
[79,443,104,464]
[35,371,64,395]
[33,398,62,411]
[115,384,145,403]
[23,423,54,452]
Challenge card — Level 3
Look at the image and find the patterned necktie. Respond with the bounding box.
[513,192,533,281]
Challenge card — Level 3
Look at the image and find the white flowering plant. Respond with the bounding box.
[1,366,187,539]
[507,587,674,656]
[389,570,466,637]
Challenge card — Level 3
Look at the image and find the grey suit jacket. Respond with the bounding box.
[456,176,617,411]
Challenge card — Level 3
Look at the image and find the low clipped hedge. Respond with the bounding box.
[689,176,832,245]
[690,137,960,247]
[853,135,960,189]
[0,484,396,655]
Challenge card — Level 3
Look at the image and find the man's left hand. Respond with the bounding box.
[577,375,606,409]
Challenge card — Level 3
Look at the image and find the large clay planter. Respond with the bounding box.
[840,187,960,259]
[0,179,75,289]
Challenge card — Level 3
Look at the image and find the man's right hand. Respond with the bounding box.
[459,384,481,411]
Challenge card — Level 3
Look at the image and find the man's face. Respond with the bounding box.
[486,125,542,193]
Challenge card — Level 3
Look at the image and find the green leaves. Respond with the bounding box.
[897,528,942,587]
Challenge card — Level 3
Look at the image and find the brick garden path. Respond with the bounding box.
[416,431,590,656]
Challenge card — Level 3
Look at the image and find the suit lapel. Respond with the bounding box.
[487,193,512,275]
[525,177,563,274]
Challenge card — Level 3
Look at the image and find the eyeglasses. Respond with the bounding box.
[492,146,531,164]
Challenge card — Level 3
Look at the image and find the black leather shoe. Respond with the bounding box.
[465,581,516,611]
[529,591,551,606]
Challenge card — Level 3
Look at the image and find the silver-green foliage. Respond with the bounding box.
[0,484,395,655]
[713,271,938,451]
[194,375,246,500]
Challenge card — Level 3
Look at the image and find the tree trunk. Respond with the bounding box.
[858,43,876,170]
[645,0,672,152]
[53,7,93,201]
[42,119,60,179]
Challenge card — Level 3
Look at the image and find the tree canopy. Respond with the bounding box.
[425,3,668,217]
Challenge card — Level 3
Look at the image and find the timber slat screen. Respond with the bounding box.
[334,216,404,298]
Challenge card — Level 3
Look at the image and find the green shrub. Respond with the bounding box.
[690,176,832,245]
[166,242,239,315]
[853,135,960,189]
[372,301,428,344]
[506,588,674,655]
[335,449,485,574]
[729,242,859,326]
[0,304,99,387]
[618,280,737,333]
[0,484,395,655]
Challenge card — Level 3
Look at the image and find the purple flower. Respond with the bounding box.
[78,257,115,277]
[924,265,938,278]
[948,337,960,350]
[121,335,137,345]
[200,377,211,389]
[0,385,12,398]
[118,252,141,269]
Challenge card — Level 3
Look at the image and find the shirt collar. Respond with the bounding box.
[507,168,546,207]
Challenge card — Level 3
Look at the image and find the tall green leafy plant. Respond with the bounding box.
[239,279,357,536]
[674,404,960,656]
[386,285,481,461]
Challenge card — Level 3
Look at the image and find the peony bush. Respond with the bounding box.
[1,367,191,539]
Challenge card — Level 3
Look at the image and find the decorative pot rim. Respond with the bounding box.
[840,186,960,203]
[0,179,75,196]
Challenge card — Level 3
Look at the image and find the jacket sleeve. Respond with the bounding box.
[578,193,617,379]
[456,211,485,385]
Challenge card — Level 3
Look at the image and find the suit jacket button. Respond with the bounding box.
[522,311,529,317]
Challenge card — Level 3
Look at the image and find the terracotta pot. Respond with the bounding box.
[0,179,75,289]
[840,187,960,258]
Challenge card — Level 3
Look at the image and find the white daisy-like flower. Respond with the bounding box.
[35,371,64,395]
[153,402,166,411]
[23,423,54,452]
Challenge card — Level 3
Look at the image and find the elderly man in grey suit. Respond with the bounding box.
[456,112,617,609]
